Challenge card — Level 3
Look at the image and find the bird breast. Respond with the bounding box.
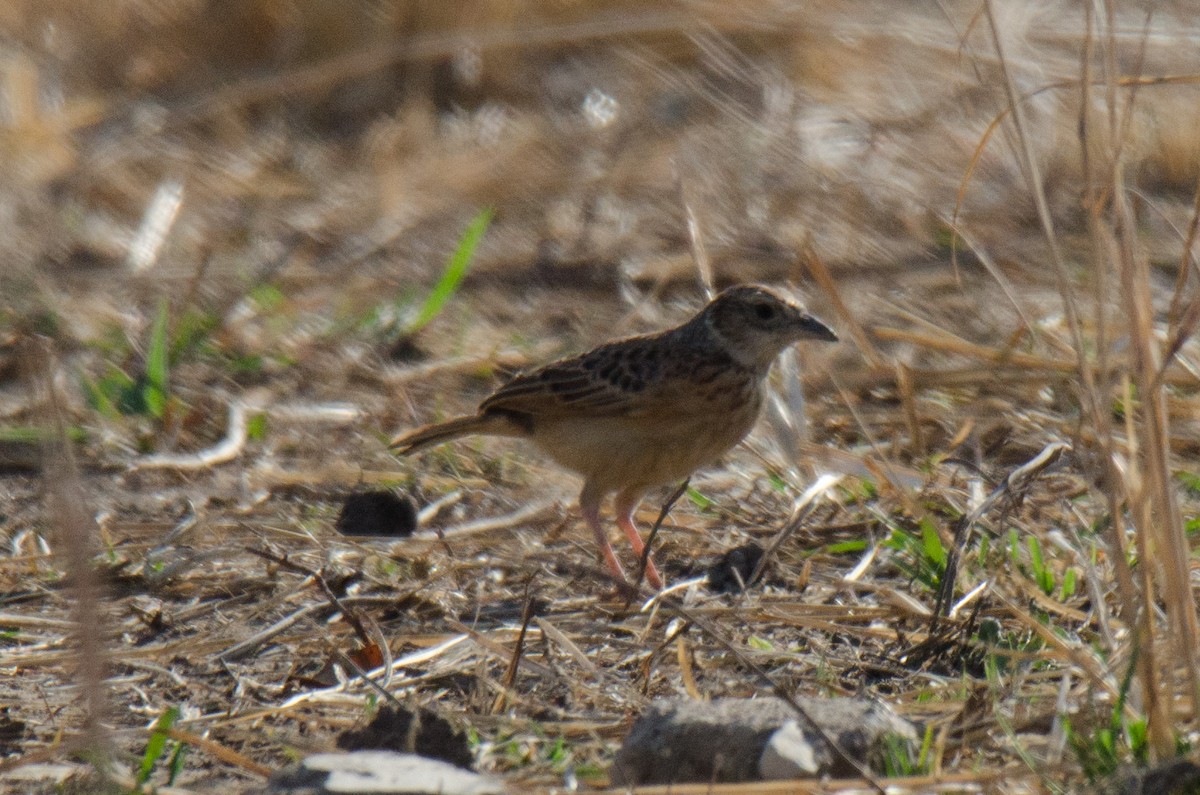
[529,377,765,495]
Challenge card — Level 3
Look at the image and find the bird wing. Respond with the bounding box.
[480,336,664,418]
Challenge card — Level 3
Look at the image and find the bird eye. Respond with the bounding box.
[753,303,776,320]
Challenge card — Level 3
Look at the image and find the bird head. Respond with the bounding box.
[702,284,838,369]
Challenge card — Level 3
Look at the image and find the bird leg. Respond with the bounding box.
[580,494,629,586]
[614,489,664,590]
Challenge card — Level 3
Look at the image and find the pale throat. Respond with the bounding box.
[704,315,784,372]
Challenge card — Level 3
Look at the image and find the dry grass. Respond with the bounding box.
[3,1,1200,793]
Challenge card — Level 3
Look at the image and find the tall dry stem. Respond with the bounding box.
[22,337,112,762]
[985,0,1200,760]
[1083,0,1199,760]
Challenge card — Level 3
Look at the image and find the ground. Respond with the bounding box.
[2,2,1200,793]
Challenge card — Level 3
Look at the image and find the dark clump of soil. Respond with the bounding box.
[335,491,419,537]
[336,705,473,770]
[707,542,764,593]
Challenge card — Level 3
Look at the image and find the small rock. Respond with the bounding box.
[611,696,917,785]
[758,719,820,777]
[266,751,504,795]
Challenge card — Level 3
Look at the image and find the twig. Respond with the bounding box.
[680,180,714,298]
[163,725,274,778]
[218,595,382,662]
[932,441,1070,624]
[631,478,689,598]
[801,246,883,367]
[243,546,375,648]
[445,619,556,681]
[533,616,599,675]
[749,472,843,588]
[131,401,248,471]
[438,499,558,538]
[490,579,539,714]
[273,634,470,711]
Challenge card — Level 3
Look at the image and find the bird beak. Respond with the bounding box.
[795,312,838,342]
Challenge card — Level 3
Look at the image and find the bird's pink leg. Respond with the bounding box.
[580,490,628,585]
[614,489,664,589]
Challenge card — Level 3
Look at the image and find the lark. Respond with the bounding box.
[390,284,837,589]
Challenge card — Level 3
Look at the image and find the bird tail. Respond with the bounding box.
[389,413,519,455]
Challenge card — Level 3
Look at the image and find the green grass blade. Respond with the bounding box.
[685,486,714,510]
[135,706,180,790]
[143,299,170,419]
[0,426,87,443]
[166,742,189,785]
[407,208,492,334]
[81,368,125,419]
[920,518,946,569]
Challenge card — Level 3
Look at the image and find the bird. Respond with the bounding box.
[390,284,838,590]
